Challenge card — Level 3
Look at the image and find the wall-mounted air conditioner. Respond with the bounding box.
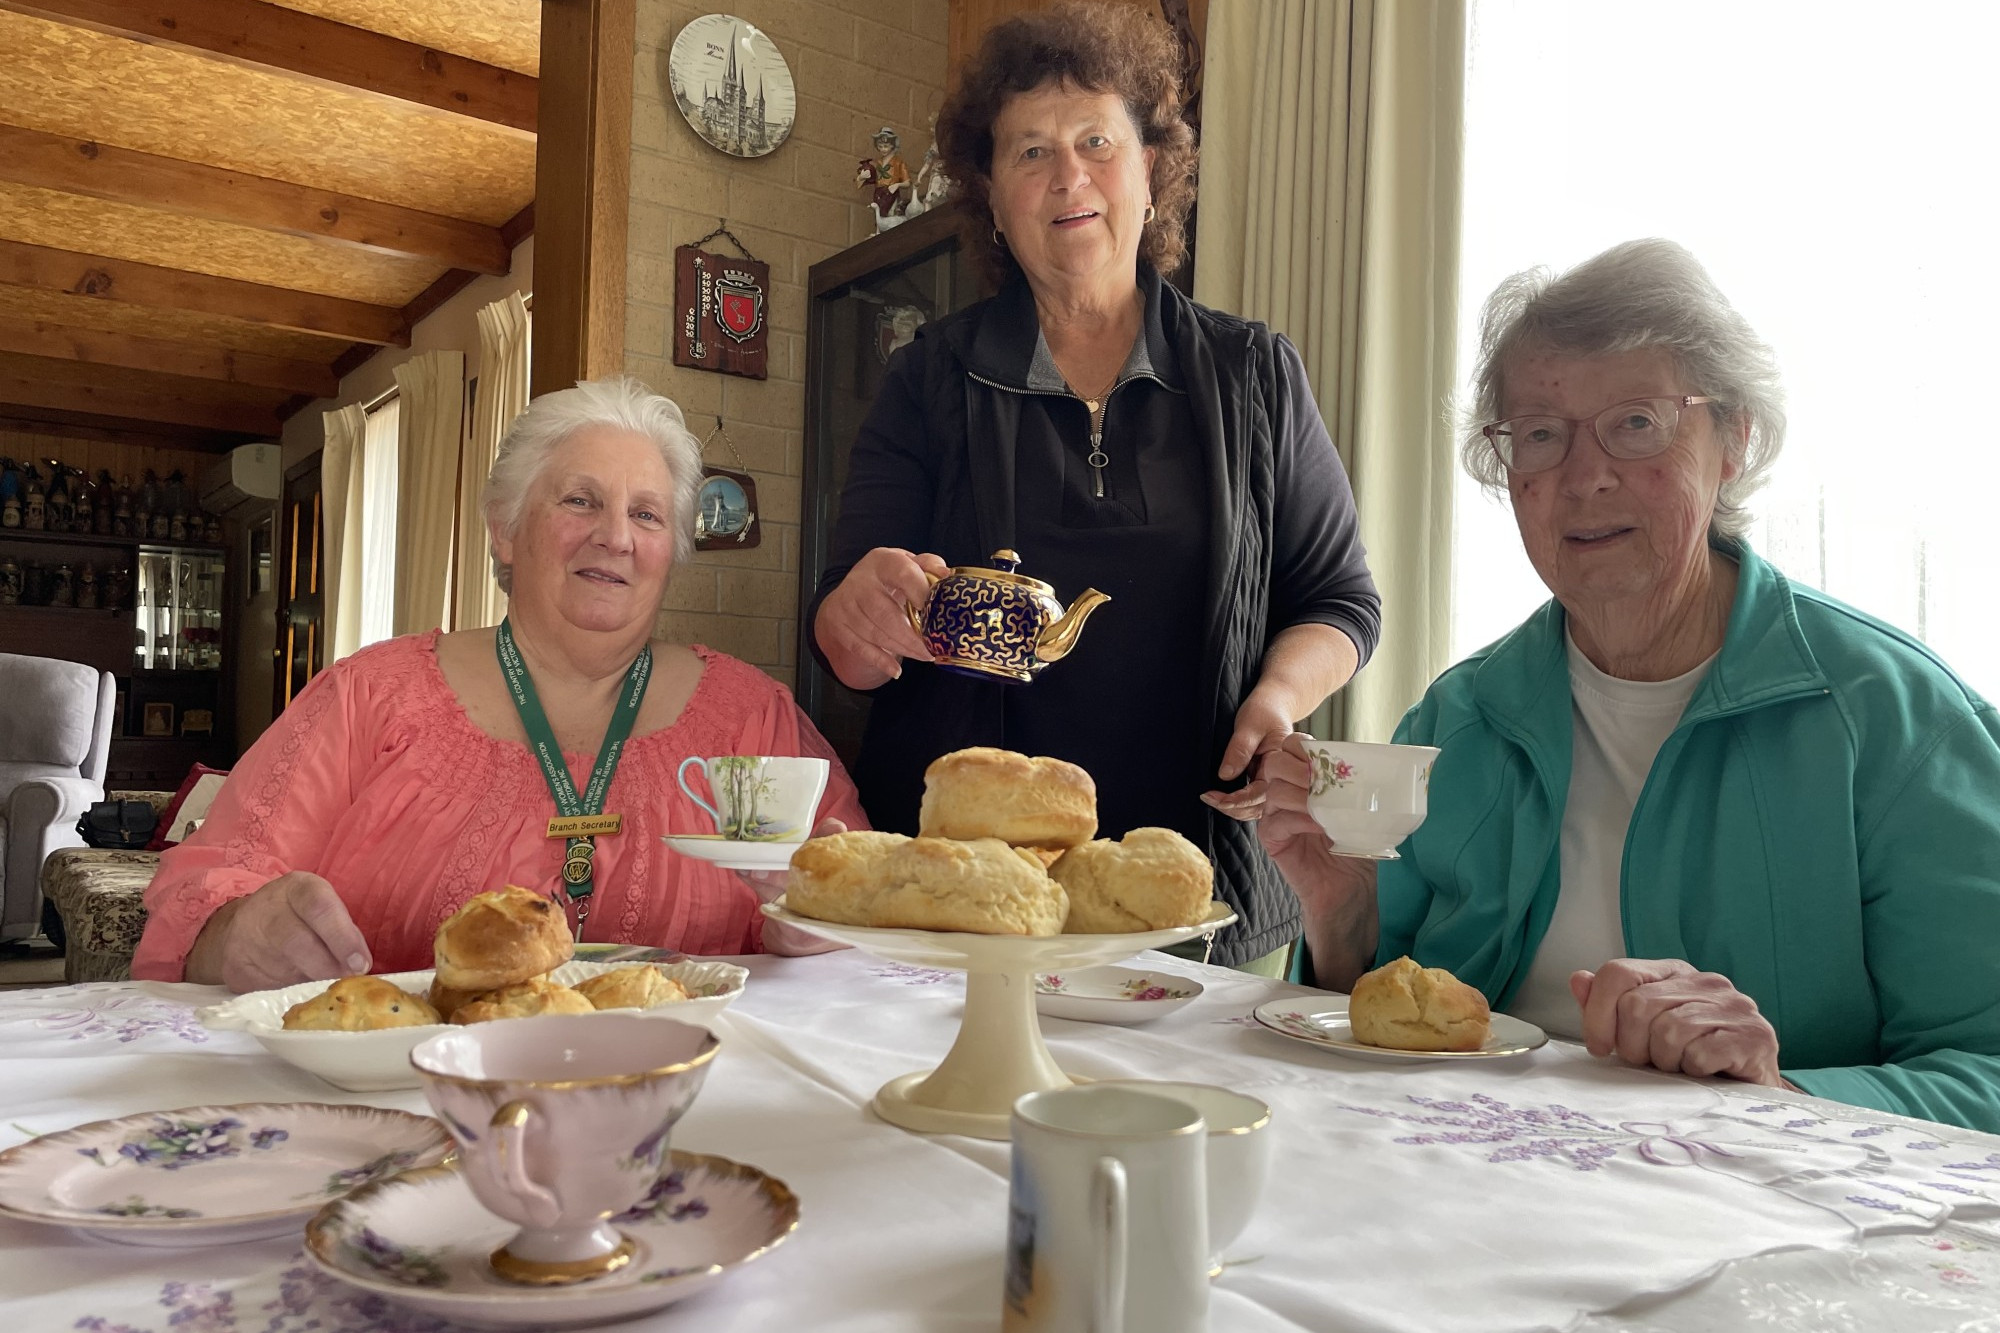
[198,444,281,518]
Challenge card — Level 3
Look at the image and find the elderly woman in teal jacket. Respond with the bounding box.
[1250,239,2000,1133]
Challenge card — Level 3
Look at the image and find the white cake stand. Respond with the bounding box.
[759,899,1237,1140]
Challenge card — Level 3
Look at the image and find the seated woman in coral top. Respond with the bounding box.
[132,378,865,991]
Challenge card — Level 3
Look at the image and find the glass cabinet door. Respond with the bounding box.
[136,545,226,670]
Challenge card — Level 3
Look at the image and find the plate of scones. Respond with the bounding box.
[199,885,747,1091]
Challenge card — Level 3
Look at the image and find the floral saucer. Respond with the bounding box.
[1034,966,1203,1025]
[661,834,803,873]
[1251,997,1549,1062]
[0,1103,450,1247]
[305,1150,799,1328]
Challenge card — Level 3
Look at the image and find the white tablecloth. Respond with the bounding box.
[3,952,1998,1332]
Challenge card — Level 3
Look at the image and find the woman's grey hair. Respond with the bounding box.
[482,376,704,593]
[1462,238,1787,542]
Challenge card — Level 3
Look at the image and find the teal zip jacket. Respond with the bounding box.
[1380,542,2000,1133]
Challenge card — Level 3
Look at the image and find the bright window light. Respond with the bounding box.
[359,394,400,649]
[1453,0,2000,699]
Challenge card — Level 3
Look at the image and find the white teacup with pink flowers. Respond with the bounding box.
[411,1014,719,1285]
[1299,739,1441,859]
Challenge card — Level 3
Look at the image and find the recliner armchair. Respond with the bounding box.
[0,653,115,943]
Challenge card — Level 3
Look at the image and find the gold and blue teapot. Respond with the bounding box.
[904,550,1109,684]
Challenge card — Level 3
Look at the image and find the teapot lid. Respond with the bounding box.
[952,549,1053,594]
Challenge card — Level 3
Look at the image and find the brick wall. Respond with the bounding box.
[626,0,949,685]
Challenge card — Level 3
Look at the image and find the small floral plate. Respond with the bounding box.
[305,1150,799,1328]
[1252,997,1548,1062]
[1034,966,1204,1025]
[0,1103,451,1247]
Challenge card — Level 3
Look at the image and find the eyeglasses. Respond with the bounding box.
[1481,396,1719,475]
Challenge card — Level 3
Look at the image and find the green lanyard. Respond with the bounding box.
[495,618,652,923]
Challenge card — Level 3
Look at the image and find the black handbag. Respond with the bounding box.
[76,800,158,850]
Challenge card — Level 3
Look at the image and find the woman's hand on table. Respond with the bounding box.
[814,547,950,690]
[1570,959,1787,1088]
[183,872,372,993]
[740,817,850,956]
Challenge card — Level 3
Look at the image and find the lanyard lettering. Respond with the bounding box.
[495,619,652,924]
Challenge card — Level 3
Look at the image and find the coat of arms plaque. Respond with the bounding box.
[673,226,770,379]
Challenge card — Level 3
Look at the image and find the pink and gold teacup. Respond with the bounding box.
[410,1014,719,1285]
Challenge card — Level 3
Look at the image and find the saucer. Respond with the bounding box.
[1035,966,1203,1025]
[661,834,804,872]
[305,1150,799,1328]
[1252,998,1548,1062]
[0,1103,451,1247]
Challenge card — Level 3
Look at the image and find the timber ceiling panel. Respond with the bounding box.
[269,0,541,76]
[0,12,535,224]
[0,181,445,307]
[0,0,536,445]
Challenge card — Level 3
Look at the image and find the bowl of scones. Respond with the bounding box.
[198,885,748,1091]
[771,746,1233,955]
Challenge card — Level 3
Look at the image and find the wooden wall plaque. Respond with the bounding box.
[673,244,770,379]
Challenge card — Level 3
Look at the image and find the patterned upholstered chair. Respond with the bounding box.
[41,791,171,983]
[0,653,115,945]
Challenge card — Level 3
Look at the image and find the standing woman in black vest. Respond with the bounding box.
[807,1,1379,972]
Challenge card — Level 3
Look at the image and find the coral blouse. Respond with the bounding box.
[131,633,868,980]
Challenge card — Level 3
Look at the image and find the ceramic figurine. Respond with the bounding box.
[106,565,131,611]
[23,467,45,531]
[48,562,73,607]
[0,555,19,605]
[113,477,133,537]
[908,120,952,218]
[204,515,223,544]
[856,126,913,232]
[0,456,20,528]
[77,561,98,610]
[72,475,93,535]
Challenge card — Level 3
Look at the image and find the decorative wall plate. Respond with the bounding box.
[668,15,796,158]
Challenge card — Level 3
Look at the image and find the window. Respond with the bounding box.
[358,392,400,649]
[1452,0,2000,698]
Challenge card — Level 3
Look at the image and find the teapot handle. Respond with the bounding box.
[902,568,945,639]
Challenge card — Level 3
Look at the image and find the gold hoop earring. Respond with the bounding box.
[1143,204,1156,225]
[992,228,1005,246]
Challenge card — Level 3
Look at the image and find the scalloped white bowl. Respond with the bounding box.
[198,960,749,1092]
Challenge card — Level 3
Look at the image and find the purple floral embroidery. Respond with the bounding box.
[28,998,210,1045]
[1850,1125,1890,1138]
[1943,1154,2000,1173]
[867,963,955,986]
[1846,1193,1908,1213]
[1337,1093,1640,1171]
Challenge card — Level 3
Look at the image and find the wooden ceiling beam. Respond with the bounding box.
[0,0,537,136]
[0,371,287,436]
[0,318,337,396]
[0,239,407,346]
[0,125,511,274]
[0,412,239,451]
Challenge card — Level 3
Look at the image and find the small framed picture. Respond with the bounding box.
[180,707,215,736]
[695,467,761,551]
[142,701,175,737]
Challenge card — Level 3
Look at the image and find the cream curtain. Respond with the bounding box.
[319,403,367,662]
[455,293,531,631]
[391,350,466,637]
[1195,0,1466,743]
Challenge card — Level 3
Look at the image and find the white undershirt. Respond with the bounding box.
[1506,633,1715,1039]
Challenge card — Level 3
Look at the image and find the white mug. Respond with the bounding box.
[1097,1080,1272,1275]
[1300,739,1441,858]
[675,755,829,841]
[1005,1085,1209,1333]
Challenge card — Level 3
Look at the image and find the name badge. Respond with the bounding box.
[548,813,623,838]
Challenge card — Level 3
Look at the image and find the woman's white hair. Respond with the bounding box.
[481,376,704,593]
[1462,238,1787,542]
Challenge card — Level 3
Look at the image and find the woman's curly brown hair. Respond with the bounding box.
[937,0,1198,287]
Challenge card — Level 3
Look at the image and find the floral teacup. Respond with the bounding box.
[675,755,828,841]
[410,1014,719,1285]
[1300,739,1441,858]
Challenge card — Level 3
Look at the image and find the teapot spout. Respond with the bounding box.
[1034,589,1110,663]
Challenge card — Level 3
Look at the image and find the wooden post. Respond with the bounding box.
[532,0,633,397]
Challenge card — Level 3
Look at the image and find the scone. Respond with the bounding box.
[426,979,484,1023]
[1347,956,1491,1052]
[1050,828,1214,933]
[788,832,1069,935]
[918,747,1097,849]
[433,885,573,992]
[281,975,441,1031]
[574,964,692,1010]
[449,976,596,1025]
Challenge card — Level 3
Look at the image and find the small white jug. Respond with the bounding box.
[1004,1084,1209,1333]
